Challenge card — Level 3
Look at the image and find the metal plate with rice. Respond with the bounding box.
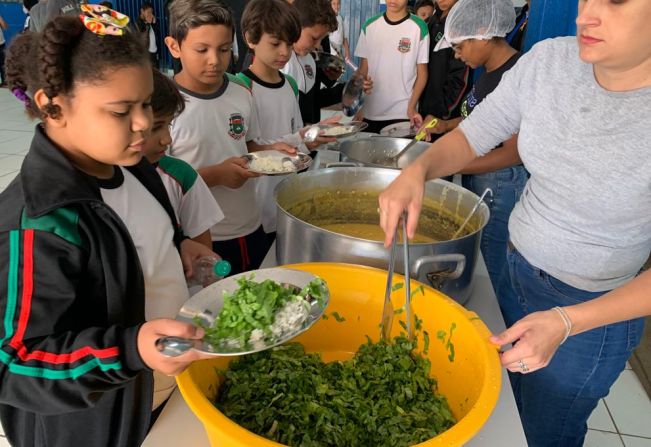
[243,150,312,175]
[162,268,329,356]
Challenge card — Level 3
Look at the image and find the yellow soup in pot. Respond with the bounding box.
[320,223,436,243]
[284,189,477,243]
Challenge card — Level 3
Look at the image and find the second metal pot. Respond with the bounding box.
[337,136,432,169]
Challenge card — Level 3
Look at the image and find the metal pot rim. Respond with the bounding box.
[274,167,489,244]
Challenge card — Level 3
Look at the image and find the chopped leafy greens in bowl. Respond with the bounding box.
[216,335,456,446]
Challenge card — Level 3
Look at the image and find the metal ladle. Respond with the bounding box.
[451,188,493,239]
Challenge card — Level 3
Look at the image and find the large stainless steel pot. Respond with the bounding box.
[274,168,489,304]
[337,137,431,169]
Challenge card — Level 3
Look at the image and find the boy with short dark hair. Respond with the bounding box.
[238,0,333,238]
[414,0,435,22]
[354,0,429,133]
[238,0,303,237]
[281,0,339,124]
[165,0,287,274]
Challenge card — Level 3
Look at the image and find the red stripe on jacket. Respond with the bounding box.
[8,229,120,365]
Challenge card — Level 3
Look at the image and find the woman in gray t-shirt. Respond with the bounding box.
[380,0,651,445]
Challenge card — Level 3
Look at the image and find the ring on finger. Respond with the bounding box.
[518,359,530,373]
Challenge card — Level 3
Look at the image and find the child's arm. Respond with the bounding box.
[0,229,148,413]
[350,58,370,122]
[246,140,297,155]
[197,157,259,189]
[418,114,462,141]
[192,230,213,249]
[179,238,219,279]
[357,57,368,78]
[343,37,351,62]
[408,64,429,128]
[0,228,213,414]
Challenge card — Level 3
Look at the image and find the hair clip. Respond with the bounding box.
[11,88,31,108]
[79,4,129,36]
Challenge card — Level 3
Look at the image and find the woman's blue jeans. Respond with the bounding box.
[462,166,528,293]
[496,245,645,447]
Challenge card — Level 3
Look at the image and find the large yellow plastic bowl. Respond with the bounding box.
[177,263,501,446]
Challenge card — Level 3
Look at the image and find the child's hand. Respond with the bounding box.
[270,142,297,155]
[408,109,423,129]
[180,239,218,279]
[300,123,337,148]
[362,76,373,95]
[220,156,259,189]
[138,319,215,376]
[306,135,337,149]
[418,115,448,141]
[319,115,342,125]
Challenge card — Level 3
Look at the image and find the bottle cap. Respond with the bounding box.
[213,260,231,277]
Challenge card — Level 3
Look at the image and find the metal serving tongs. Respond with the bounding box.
[381,212,414,341]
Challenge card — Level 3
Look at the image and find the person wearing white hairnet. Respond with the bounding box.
[379,0,651,445]
[417,0,528,297]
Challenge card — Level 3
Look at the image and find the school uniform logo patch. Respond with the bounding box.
[228,113,246,140]
[304,64,314,79]
[398,37,412,53]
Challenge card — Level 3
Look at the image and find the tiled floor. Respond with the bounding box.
[1,88,651,446]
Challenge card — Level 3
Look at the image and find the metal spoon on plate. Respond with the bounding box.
[303,125,321,143]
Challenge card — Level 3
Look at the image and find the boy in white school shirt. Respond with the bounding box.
[165,0,293,274]
[238,0,337,241]
[354,0,430,134]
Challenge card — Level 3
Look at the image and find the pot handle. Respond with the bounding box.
[412,254,466,289]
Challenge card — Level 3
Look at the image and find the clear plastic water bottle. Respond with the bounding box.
[187,257,231,289]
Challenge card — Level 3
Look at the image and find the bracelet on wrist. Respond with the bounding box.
[552,306,573,345]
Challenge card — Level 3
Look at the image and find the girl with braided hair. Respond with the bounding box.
[0,9,216,447]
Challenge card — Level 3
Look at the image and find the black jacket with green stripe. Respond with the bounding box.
[0,127,184,446]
